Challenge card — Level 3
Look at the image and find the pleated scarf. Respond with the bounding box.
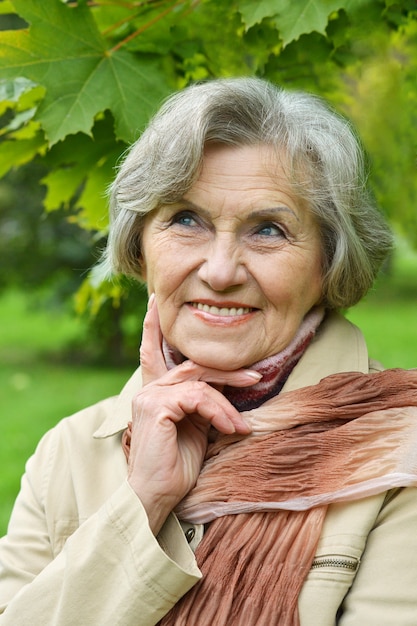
[155,368,417,626]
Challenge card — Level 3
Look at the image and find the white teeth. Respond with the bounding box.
[192,303,251,316]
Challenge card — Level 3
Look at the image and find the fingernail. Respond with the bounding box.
[147,293,155,310]
[244,370,262,380]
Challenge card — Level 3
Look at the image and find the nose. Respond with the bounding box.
[197,235,247,291]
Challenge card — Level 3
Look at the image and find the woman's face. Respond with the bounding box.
[141,144,323,370]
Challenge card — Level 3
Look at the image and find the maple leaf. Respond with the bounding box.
[0,0,171,145]
[238,0,348,46]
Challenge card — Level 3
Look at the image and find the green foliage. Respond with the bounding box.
[0,162,94,296]
[337,17,417,245]
[239,0,350,46]
[0,0,416,331]
[0,0,171,144]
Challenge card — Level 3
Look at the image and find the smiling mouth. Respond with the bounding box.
[190,302,255,317]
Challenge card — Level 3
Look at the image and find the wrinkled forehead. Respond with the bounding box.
[188,142,317,212]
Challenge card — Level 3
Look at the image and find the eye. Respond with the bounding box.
[255,222,285,238]
[170,210,198,227]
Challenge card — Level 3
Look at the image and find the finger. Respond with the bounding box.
[159,359,262,388]
[140,294,168,384]
[178,384,252,435]
[135,381,252,435]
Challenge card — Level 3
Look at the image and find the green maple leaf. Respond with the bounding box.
[238,0,279,30]
[41,114,125,229]
[0,133,45,178]
[0,0,170,145]
[238,0,349,46]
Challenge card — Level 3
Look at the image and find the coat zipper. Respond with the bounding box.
[311,555,360,572]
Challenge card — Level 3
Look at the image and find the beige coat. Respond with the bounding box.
[1,312,417,625]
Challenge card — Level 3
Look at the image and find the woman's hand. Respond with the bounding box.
[126,294,260,535]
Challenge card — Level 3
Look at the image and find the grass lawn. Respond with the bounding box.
[0,246,416,535]
[346,245,417,369]
[0,291,134,534]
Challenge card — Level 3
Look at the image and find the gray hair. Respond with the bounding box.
[102,76,393,309]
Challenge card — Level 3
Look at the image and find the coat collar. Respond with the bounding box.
[93,364,144,438]
[281,310,369,393]
[93,311,369,439]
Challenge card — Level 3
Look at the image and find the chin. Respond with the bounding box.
[180,347,250,371]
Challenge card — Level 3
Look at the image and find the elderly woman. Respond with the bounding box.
[1,77,417,626]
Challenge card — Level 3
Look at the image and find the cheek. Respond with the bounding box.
[139,257,147,283]
[262,256,322,310]
[300,269,323,308]
[308,251,324,296]
[150,264,186,305]
[140,245,166,292]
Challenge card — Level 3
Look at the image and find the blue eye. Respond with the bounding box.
[171,211,198,227]
[256,222,284,237]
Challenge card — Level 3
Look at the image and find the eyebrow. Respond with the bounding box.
[249,207,300,222]
[176,200,300,222]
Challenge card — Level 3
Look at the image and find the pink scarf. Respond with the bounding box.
[157,368,417,625]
